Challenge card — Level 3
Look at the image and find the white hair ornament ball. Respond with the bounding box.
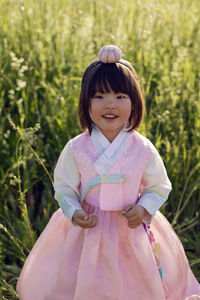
[98,45,122,63]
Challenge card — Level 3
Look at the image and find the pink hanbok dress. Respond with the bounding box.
[16,128,200,300]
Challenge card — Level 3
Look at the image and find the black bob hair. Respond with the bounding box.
[78,59,146,134]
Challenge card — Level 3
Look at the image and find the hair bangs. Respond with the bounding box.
[89,63,133,98]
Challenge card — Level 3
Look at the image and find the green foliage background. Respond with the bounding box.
[0,0,200,298]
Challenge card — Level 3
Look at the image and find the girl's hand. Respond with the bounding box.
[122,204,146,228]
[72,209,98,228]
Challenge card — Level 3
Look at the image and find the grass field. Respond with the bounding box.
[0,0,200,298]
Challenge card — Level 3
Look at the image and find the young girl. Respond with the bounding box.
[17,45,200,300]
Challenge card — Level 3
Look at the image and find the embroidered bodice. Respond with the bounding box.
[54,128,172,223]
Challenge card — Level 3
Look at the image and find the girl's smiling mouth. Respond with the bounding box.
[102,114,118,119]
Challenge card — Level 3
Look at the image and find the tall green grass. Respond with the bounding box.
[0,0,200,297]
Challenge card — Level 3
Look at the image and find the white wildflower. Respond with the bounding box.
[16,79,26,90]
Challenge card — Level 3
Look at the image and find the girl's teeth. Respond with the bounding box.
[104,115,116,118]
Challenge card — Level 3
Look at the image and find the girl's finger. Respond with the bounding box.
[126,214,139,221]
[124,208,137,217]
[85,215,98,228]
[128,220,142,228]
[78,215,92,224]
[91,215,98,226]
[73,210,89,222]
[122,204,136,215]
[78,215,98,228]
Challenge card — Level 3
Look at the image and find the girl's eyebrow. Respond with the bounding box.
[115,92,128,95]
[94,91,105,95]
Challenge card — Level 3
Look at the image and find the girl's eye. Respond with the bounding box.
[117,95,127,99]
[94,95,103,99]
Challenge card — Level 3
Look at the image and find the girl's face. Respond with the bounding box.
[89,91,132,142]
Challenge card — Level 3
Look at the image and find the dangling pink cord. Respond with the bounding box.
[143,223,170,299]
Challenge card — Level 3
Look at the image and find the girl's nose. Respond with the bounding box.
[104,97,117,107]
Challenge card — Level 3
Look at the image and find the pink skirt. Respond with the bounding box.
[16,201,200,300]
